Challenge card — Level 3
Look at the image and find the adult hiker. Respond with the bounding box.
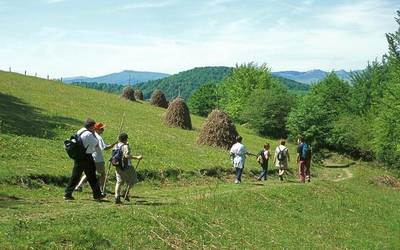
[256,143,271,181]
[273,139,291,181]
[74,122,117,193]
[229,135,248,184]
[113,132,142,204]
[297,137,312,183]
[64,118,105,200]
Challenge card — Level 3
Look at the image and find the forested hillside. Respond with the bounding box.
[136,66,233,100]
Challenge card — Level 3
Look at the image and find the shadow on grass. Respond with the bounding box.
[134,199,177,206]
[323,162,355,169]
[0,92,81,139]
[3,174,70,188]
[0,193,26,208]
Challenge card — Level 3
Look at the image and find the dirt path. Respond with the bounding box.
[333,168,354,182]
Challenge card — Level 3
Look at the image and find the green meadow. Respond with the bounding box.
[1,71,399,249]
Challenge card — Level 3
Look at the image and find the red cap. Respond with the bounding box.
[94,122,106,130]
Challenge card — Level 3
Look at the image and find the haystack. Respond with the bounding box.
[197,109,238,149]
[164,97,192,130]
[134,89,144,101]
[150,90,168,108]
[121,86,135,101]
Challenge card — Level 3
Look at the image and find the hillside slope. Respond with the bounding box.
[0,70,268,179]
[0,71,399,249]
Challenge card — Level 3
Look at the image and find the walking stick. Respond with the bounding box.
[102,161,111,193]
[102,112,126,194]
[123,158,142,200]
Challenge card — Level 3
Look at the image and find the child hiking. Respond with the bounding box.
[257,143,271,181]
[113,132,142,204]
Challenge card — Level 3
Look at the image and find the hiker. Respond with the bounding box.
[273,139,291,181]
[230,135,247,184]
[113,132,142,204]
[256,143,271,181]
[297,137,312,183]
[64,118,105,200]
[74,122,117,193]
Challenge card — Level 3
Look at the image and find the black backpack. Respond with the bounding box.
[110,145,124,168]
[277,147,287,162]
[64,130,88,160]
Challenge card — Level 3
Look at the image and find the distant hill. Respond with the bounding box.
[136,66,233,100]
[64,70,170,85]
[272,69,362,84]
[136,66,309,100]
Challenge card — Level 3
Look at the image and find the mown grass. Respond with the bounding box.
[1,71,399,249]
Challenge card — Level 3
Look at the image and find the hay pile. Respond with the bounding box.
[134,89,144,101]
[121,86,135,101]
[164,97,192,130]
[150,90,168,108]
[197,109,238,149]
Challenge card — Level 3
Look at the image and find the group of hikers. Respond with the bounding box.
[229,136,312,184]
[64,119,311,204]
[63,118,142,204]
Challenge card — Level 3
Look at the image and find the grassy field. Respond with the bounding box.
[1,71,400,249]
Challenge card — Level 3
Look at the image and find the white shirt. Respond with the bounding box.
[77,128,98,154]
[92,132,109,162]
[274,145,289,167]
[230,142,247,169]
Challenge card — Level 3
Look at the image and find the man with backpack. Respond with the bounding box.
[74,122,117,193]
[64,118,105,201]
[297,137,312,183]
[273,139,291,181]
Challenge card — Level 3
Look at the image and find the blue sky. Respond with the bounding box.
[0,0,398,77]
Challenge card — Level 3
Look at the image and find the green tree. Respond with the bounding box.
[351,61,387,114]
[287,73,352,148]
[188,82,219,117]
[219,63,274,122]
[373,10,400,167]
[242,84,295,138]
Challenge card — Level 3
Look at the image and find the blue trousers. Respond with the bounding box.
[235,167,243,182]
[258,163,268,180]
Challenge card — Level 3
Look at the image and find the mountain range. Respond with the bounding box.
[272,69,361,84]
[64,70,170,85]
[65,68,361,86]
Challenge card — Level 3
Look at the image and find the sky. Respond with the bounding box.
[0,0,398,78]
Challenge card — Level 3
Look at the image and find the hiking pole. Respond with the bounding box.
[102,161,112,193]
[103,112,126,194]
